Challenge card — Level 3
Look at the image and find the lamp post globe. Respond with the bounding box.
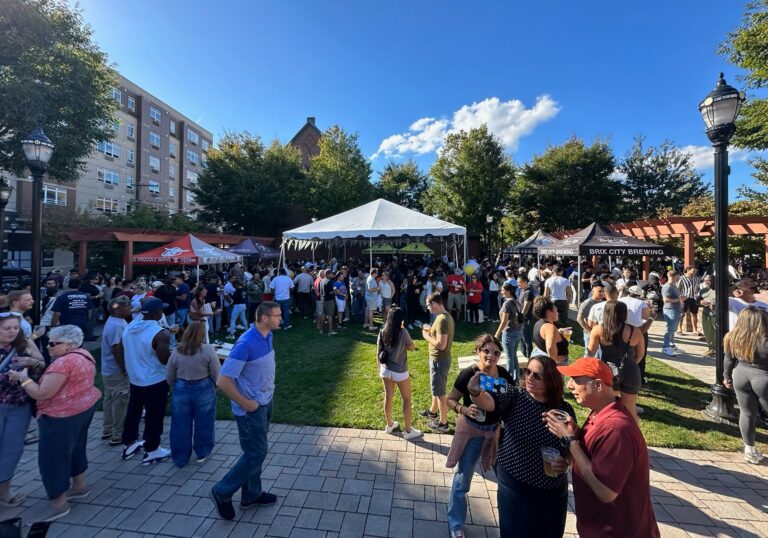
[0,177,13,286]
[699,74,744,424]
[21,126,54,325]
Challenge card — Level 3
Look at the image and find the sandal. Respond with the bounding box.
[0,493,26,507]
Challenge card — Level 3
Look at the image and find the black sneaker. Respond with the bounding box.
[427,420,450,433]
[240,492,277,510]
[209,488,235,520]
[419,409,438,419]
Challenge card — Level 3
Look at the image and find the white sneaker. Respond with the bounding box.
[745,446,764,464]
[122,440,144,460]
[142,447,171,465]
[662,347,675,357]
[384,421,400,434]
[402,428,423,441]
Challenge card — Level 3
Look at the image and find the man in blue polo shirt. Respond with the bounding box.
[210,300,281,520]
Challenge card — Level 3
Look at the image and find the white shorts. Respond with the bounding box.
[379,364,409,382]
[335,298,346,313]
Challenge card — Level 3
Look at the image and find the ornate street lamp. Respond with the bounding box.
[699,73,745,424]
[21,126,54,324]
[486,215,494,260]
[0,177,14,285]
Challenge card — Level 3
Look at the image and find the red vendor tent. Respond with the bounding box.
[132,234,242,266]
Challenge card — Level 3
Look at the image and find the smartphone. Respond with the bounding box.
[479,373,495,392]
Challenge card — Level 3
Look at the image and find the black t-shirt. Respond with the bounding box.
[79,283,101,308]
[204,284,219,304]
[520,288,535,320]
[453,364,515,426]
[52,290,90,327]
[154,286,178,315]
[233,288,245,305]
[322,279,335,301]
[500,298,523,333]
[582,270,593,291]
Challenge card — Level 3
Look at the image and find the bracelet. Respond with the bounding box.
[459,405,463,415]
[21,379,33,387]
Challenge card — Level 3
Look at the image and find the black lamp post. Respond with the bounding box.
[699,73,745,424]
[8,222,18,266]
[0,177,14,285]
[21,127,54,325]
[486,215,494,260]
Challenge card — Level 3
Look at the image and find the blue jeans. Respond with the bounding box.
[663,306,682,348]
[447,436,485,531]
[502,331,522,381]
[521,320,533,359]
[166,312,177,348]
[170,378,216,467]
[276,299,291,328]
[229,304,247,334]
[213,401,273,502]
[496,464,568,538]
[177,307,189,328]
[0,403,32,482]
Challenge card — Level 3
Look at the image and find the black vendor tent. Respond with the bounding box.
[508,229,558,254]
[228,238,280,260]
[537,222,668,257]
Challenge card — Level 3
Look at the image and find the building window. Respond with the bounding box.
[112,120,120,135]
[43,185,67,206]
[186,170,198,185]
[187,149,199,165]
[96,141,120,158]
[185,190,196,203]
[169,120,176,135]
[169,186,175,200]
[112,88,121,103]
[149,155,161,173]
[127,96,135,111]
[201,139,209,152]
[126,149,134,165]
[96,196,119,213]
[148,180,160,195]
[188,129,199,145]
[126,175,134,189]
[150,107,161,123]
[97,167,120,185]
[169,142,176,158]
[168,162,176,178]
[150,131,161,148]
[127,123,135,139]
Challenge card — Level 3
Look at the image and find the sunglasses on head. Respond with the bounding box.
[0,312,22,318]
[524,368,543,381]
[480,348,501,357]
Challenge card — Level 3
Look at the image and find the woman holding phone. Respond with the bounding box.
[445,334,514,538]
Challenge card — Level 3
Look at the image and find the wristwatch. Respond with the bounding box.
[561,435,577,450]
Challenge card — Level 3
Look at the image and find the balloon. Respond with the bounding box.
[288,270,295,279]
[463,264,476,276]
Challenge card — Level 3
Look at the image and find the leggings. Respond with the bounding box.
[468,302,480,323]
[732,363,768,446]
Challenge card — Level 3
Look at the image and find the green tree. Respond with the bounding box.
[617,136,707,220]
[0,0,117,182]
[509,138,620,233]
[375,160,430,211]
[193,133,308,235]
[308,126,373,218]
[423,125,514,235]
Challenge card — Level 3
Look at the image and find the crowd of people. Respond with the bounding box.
[0,251,767,536]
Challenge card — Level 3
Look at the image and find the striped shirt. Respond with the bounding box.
[678,275,701,298]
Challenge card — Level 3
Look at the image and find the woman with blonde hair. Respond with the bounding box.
[167,320,220,467]
[724,306,768,464]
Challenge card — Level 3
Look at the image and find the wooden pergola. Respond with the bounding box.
[64,228,274,278]
[552,216,768,275]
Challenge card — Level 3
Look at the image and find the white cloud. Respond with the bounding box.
[371,96,560,160]
[680,145,753,171]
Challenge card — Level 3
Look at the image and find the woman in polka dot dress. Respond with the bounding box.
[470,355,575,538]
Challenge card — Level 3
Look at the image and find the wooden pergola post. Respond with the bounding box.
[78,241,88,275]
[124,240,134,279]
[642,256,650,280]
[683,233,695,268]
[764,234,768,269]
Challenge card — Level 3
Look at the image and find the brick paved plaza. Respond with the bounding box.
[1,412,767,537]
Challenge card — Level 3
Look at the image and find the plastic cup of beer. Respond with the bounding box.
[541,446,561,477]
[550,410,570,423]
[561,328,573,342]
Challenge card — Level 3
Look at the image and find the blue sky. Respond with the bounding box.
[76,0,762,198]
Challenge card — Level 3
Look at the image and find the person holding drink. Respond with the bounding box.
[445,334,514,538]
[469,354,575,538]
[531,296,570,364]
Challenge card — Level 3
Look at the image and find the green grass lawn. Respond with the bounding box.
[93,315,765,452]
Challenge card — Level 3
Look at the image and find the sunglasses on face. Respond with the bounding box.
[47,341,66,348]
[524,368,543,381]
[480,348,501,357]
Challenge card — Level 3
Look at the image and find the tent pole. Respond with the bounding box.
[577,255,582,305]
[463,233,467,265]
[369,237,373,268]
[312,245,315,264]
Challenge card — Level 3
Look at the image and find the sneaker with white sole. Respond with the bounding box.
[745,446,764,464]
[402,428,423,441]
[122,440,144,460]
[142,447,171,465]
[384,421,400,434]
[662,347,675,357]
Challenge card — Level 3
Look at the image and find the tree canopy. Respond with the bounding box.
[617,136,707,220]
[0,0,117,182]
[192,133,308,236]
[423,125,514,234]
[375,160,430,212]
[308,126,373,219]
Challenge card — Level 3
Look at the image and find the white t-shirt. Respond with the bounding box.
[729,297,768,329]
[269,275,294,301]
[380,280,394,299]
[365,275,379,299]
[545,276,570,301]
[619,296,648,328]
[588,301,608,326]
[293,272,314,294]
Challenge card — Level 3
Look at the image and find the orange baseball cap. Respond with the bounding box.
[557,357,614,386]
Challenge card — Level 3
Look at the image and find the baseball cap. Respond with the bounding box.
[628,285,644,297]
[141,297,168,314]
[110,296,131,309]
[151,280,164,288]
[557,357,614,386]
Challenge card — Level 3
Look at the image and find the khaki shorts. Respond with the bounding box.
[447,293,465,311]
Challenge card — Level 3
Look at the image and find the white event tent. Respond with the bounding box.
[281,199,467,266]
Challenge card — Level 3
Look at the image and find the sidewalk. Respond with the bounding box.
[1,414,767,538]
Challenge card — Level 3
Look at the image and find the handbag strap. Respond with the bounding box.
[0,347,18,374]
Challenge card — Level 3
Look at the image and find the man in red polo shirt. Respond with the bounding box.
[543,358,659,538]
[445,268,465,320]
